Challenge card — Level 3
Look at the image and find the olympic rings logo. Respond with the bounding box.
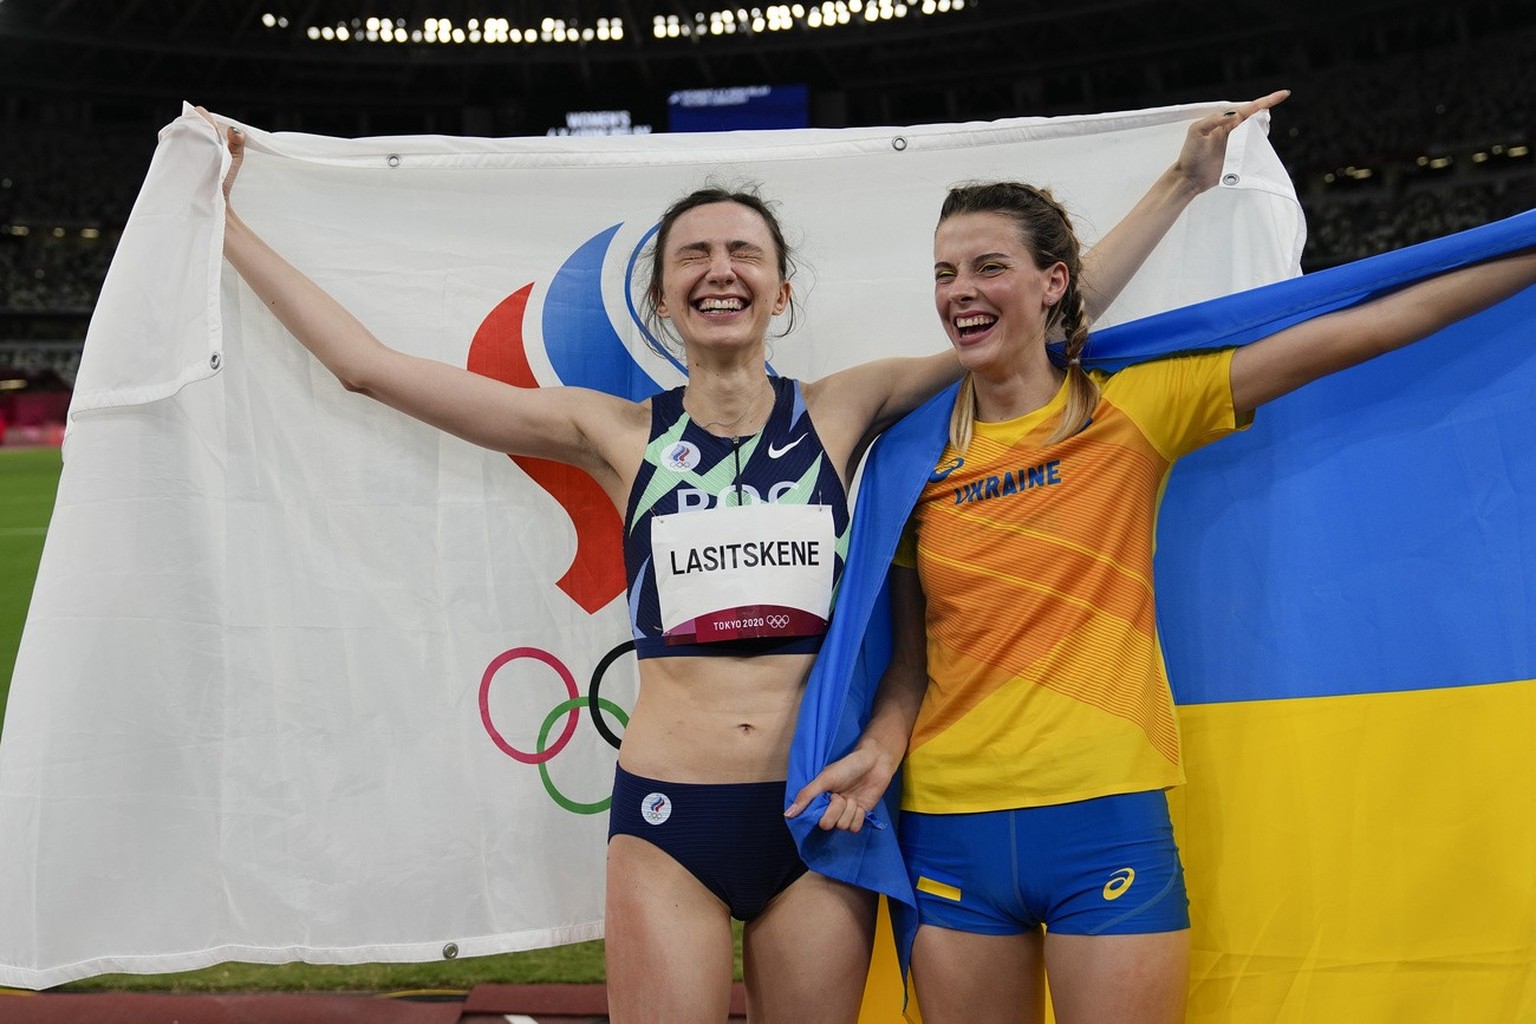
[765,613,790,630]
[478,640,635,815]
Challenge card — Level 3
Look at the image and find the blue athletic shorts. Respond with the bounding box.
[607,764,808,921]
[899,789,1189,936]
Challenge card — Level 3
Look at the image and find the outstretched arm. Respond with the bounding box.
[811,91,1291,462]
[1230,247,1536,414]
[202,112,638,491]
[1080,90,1291,321]
[786,565,928,832]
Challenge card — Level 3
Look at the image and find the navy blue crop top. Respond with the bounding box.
[623,377,850,659]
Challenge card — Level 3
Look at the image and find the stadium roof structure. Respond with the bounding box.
[0,0,1521,135]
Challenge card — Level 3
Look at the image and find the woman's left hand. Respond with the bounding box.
[1177,89,1291,192]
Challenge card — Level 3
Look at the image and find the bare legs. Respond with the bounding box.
[742,870,877,1023]
[911,927,1047,1024]
[606,835,878,1024]
[606,835,735,1024]
[912,925,1189,1024]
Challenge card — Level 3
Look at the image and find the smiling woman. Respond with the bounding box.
[206,121,958,1024]
[198,96,1266,1022]
[933,183,1093,449]
[792,169,1536,1024]
[638,186,797,361]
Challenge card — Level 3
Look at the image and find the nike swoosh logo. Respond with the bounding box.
[768,436,806,459]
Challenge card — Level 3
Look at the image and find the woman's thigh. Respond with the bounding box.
[604,834,735,1024]
[741,871,879,1024]
[910,924,1046,1024]
[1044,929,1190,1024]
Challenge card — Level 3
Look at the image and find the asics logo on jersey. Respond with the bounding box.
[1102,867,1135,901]
[768,435,806,459]
[929,457,965,482]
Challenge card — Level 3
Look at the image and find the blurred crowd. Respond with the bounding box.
[2,22,1532,377]
[1304,179,1534,266]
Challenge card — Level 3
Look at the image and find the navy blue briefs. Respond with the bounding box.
[608,764,809,921]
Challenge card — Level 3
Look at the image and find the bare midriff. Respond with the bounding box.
[617,650,817,784]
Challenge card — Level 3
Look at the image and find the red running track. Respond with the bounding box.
[0,982,749,1022]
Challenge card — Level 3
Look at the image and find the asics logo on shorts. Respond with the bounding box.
[1102,867,1135,901]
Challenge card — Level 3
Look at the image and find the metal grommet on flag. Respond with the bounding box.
[209,352,222,370]
[442,943,459,960]
[386,154,401,168]
[1222,173,1240,186]
[891,136,908,152]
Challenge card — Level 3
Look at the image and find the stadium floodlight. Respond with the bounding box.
[286,0,963,47]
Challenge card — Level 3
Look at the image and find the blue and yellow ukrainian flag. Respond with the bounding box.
[789,210,1536,1023]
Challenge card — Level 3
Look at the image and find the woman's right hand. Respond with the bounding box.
[785,742,899,833]
[193,105,244,202]
[190,106,640,489]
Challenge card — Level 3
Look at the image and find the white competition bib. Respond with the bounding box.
[651,502,835,645]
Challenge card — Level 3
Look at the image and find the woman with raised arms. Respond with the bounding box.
[788,171,1536,1022]
[202,94,1282,1023]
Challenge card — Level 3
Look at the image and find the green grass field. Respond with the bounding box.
[0,447,60,727]
[0,446,732,993]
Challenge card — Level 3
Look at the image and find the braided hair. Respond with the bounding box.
[940,182,1097,451]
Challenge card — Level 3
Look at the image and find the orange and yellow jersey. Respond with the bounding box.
[898,349,1248,814]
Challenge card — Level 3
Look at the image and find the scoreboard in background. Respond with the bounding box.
[667,85,810,132]
[547,110,653,135]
